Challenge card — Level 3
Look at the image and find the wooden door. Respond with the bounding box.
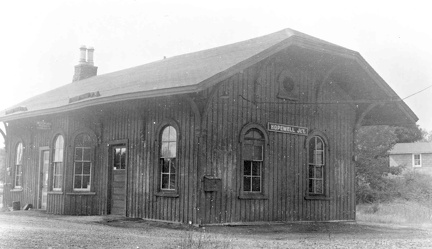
[109,145,127,215]
[39,150,49,210]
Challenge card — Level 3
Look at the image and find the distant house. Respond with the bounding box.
[389,142,432,175]
[0,28,417,224]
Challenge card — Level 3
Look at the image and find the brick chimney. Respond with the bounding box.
[72,45,98,82]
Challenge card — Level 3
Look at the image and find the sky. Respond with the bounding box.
[0,0,431,147]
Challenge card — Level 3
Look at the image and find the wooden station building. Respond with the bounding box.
[0,29,417,225]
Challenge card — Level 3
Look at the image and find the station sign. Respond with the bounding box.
[36,120,52,130]
[267,122,308,136]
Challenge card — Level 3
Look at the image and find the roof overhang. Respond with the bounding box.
[0,35,418,126]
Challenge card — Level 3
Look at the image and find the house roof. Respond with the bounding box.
[389,142,432,154]
[0,28,418,124]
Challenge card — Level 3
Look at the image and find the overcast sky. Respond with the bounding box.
[0,0,431,147]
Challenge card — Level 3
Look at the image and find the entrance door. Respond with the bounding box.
[109,144,127,215]
[39,149,49,210]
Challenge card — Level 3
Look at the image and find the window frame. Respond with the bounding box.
[72,132,95,192]
[238,123,268,200]
[413,154,422,167]
[305,131,330,200]
[155,120,180,198]
[52,134,65,191]
[14,142,24,189]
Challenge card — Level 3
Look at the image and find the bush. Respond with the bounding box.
[357,200,432,224]
[357,170,432,206]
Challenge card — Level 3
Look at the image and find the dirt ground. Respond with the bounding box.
[0,210,431,248]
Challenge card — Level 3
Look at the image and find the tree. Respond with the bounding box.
[421,129,432,142]
[355,125,423,203]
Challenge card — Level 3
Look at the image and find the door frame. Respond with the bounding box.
[107,139,129,215]
[37,146,50,210]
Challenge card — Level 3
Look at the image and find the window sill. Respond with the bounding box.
[10,188,23,192]
[155,192,179,198]
[238,193,268,200]
[48,191,64,195]
[304,195,330,201]
[66,192,96,196]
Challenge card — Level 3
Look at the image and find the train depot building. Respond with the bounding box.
[0,29,417,225]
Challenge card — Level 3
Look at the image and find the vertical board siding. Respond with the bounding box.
[3,116,68,212]
[200,51,356,224]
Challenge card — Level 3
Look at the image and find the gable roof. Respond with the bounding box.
[389,142,432,154]
[0,28,418,124]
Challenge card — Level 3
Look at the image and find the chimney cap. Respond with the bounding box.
[80,45,87,49]
[88,46,94,50]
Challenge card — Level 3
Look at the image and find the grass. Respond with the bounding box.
[357,199,432,225]
[177,229,231,249]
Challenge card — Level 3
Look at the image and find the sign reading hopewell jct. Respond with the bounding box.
[267,122,308,136]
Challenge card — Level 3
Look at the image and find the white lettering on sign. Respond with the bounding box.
[267,122,308,136]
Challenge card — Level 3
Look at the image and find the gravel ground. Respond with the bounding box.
[1,210,431,248]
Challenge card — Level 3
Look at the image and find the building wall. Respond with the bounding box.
[390,153,432,176]
[3,97,199,223]
[199,51,356,224]
[3,115,68,213]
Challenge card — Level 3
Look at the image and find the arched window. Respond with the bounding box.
[242,128,265,193]
[52,135,64,191]
[159,126,177,191]
[73,133,93,191]
[308,136,325,195]
[14,142,23,188]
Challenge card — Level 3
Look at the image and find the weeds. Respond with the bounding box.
[177,229,231,249]
[357,199,432,225]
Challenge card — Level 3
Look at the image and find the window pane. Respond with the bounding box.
[82,134,92,146]
[55,162,63,174]
[243,144,253,160]
[120,148,126,169]
[168,127,177,141]
[161,127,170,141]
[252,161,261,176]
[169,142,177,158]
[75,163,83,174]
[114,148,121,164]
[83,148,91,161]
[74,176,82,189]
[83,162,91,174]
[75,148,83,160]
[244,176,251,191]
[170,159,176,174]
[16,176,21,187]
[316,138,323,150]
[161,174,169,189]
[308,179,314,193]
[75,134,92,147]
[161,159,170,173]
[316,166,323,178]
[161,142,176,158]
[316,180,323,194]
[253,146,263,161]
[244,161,251,176]
[16,143,23,165]
[83,176,90,189]
[53,176,60,189]
[55,136,64,162]
[309,165,314,178]
[169,173,176,189]
[245,129,263,140]
[309,139,315,164]
[252,177,261,192]
[315,151,323,165]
